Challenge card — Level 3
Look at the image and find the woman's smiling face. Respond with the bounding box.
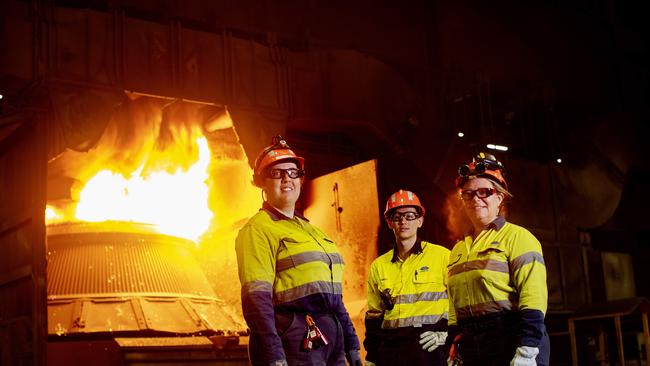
[460,177,504,227]
[263,161,302,209]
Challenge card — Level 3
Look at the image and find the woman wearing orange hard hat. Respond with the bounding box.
[446,152,550,366]
[364,189,450,366]
[235,135,362,366]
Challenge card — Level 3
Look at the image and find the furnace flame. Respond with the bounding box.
[72,137,212,242]
[45,99,261,247]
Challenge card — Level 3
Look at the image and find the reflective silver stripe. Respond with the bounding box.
[276,251,344,273]
[382,313,448,329]
[274,281,343,304]
[448,259,509,277]
[510,251,545,274]
[242,280,273,294]
[396,291,448,304]
[455,300,513,319]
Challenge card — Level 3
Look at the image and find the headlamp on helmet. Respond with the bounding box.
[455,152,507,189]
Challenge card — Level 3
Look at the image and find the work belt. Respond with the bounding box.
[456,312,517,334]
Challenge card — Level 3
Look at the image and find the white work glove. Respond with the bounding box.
[419,331,448,352]
[510,346,539,366]
[365,361,377,366]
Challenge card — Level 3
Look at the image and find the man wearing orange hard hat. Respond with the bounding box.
[364,190,450,366]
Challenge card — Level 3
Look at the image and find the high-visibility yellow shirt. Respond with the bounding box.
[366,240,450,329]
[236,203,359,364]
[237,209,344,306]
[447,217,547,326]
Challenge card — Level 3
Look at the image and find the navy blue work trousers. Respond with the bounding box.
[375,325,446,366]
[249,312,346,366]
[456,313,550,366]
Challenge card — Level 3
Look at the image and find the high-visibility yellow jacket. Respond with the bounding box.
[366,240,450,328]
[236,202,360,364]
[447,216,547,346]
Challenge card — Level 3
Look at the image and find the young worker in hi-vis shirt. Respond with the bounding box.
[364,190,450,366]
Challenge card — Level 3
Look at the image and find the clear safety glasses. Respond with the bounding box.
[267,168,305,179]
[389,212,420,222]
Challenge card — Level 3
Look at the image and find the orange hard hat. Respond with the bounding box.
[455,152,507,189]
[253,135,305,187]
[384,190,425,218]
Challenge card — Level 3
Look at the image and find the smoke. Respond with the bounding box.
[86,96,205,179]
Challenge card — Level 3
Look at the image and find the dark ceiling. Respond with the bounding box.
[1,0,648,242]
[7,0,649,167]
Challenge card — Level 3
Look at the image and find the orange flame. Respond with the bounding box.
[45,206,61,221]
[45,99,263,249]
[72,137,212,241]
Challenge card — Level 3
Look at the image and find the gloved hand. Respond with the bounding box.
[346,349,362,366]
[365,361,377,366]
[510,346,539,366]
[419,331,447,352]
[270,360,288,366]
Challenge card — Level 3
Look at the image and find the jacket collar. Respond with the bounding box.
[391,237,424,263]
[488,215,506,231]
[262,201,308,222]
[465,215,506,238]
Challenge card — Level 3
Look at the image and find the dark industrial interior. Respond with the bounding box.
[1,1,649,365]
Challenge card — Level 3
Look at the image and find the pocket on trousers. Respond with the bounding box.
[275,312,296,337]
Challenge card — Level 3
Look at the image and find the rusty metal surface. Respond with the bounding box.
[43,5,290,112]
[304,159,380,358]
[48,340,125,366]
[0,0,415,182]
[0,112,48,365]
[46,222,246,337]
[47,296,245,336]
[116,336,249,365]
[48,337,250,365]
[47,222,216,297]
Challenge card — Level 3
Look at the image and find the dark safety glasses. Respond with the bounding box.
[460,188,496,201]
[267,168,305,179]
[389,212,420,222]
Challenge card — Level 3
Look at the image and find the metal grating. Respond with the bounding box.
[46,222,216,298]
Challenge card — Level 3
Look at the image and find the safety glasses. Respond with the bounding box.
[267,168,305,179]
[460,188,496,201]
[389,212,420,222]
